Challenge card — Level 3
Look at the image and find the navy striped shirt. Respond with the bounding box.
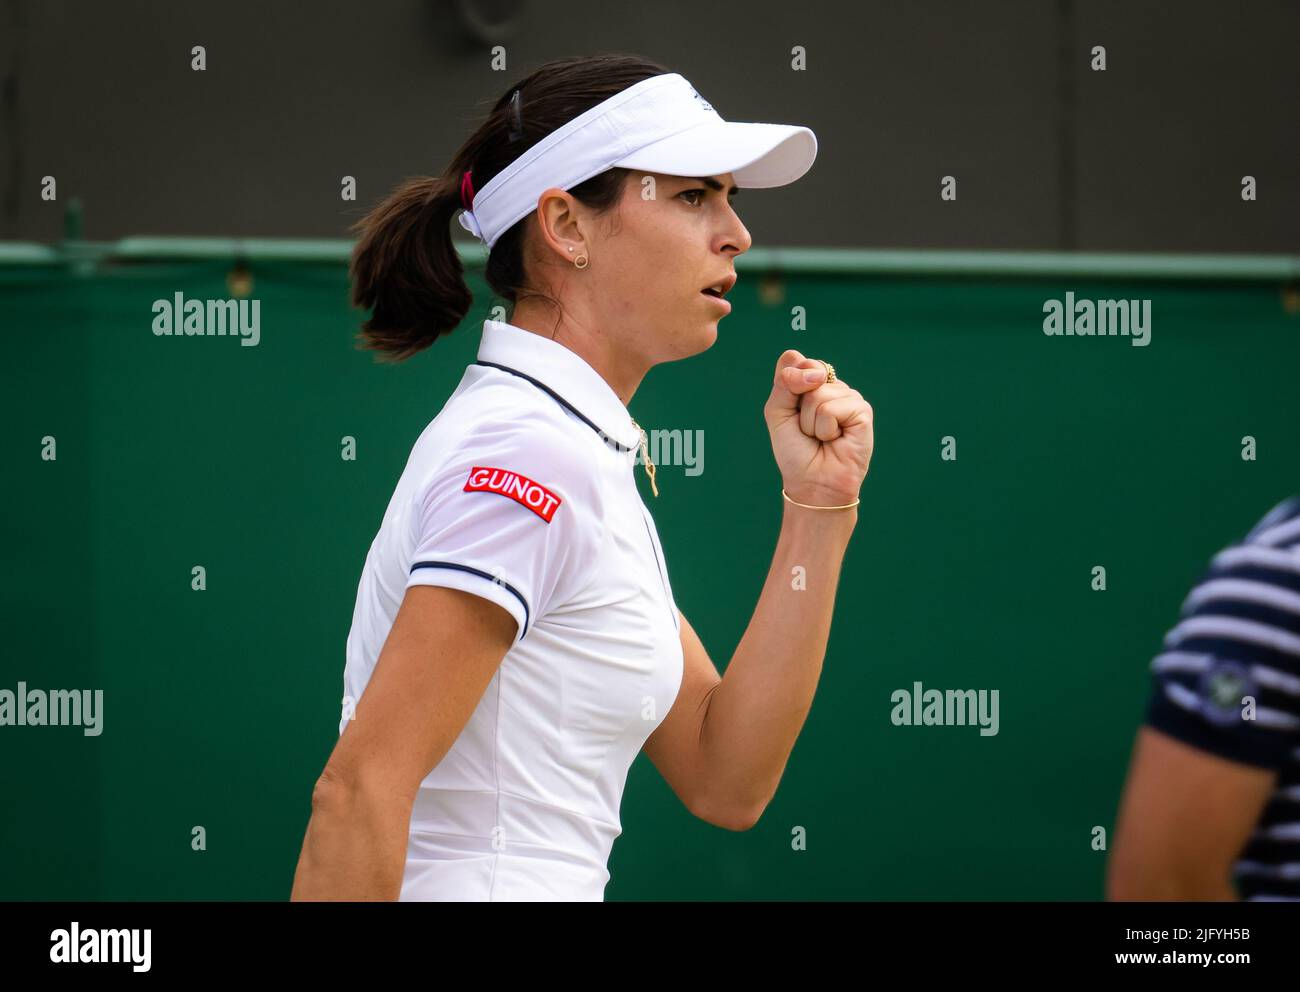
[1144,495,1300,901]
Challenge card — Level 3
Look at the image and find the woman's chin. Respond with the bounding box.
[689,321,719,354]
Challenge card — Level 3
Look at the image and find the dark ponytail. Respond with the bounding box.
[348,175,468,363]
[348,53,671,362]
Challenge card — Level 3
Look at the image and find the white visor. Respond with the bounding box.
[458,72,817,249]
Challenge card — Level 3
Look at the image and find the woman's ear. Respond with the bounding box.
[533,187,587,262]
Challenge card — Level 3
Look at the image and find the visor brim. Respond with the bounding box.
[612,120,817,188]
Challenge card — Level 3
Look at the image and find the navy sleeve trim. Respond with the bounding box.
[410,560,531,638]
[1144,687,1294,771]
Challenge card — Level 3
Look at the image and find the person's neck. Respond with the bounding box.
[507,303,647,407]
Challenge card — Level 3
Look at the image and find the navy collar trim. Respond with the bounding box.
[473,360,637,453]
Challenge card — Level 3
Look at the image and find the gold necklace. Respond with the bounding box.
[628,417,658,497]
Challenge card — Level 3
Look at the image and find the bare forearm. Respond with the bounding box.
[699,501,857,818]
[290,779,414,901]
[1107,859,1239,901]
[1108,874,1239,901]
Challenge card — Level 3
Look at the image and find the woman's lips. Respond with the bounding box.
[701,290,732,314]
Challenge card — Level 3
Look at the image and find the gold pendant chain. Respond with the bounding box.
[628,417,659,497]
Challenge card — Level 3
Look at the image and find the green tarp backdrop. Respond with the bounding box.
[3,243,1298,899]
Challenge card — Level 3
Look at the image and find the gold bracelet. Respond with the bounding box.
[782,488,860,510]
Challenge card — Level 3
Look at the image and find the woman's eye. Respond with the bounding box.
[679,189,706,205]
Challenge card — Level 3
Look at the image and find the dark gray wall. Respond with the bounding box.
[1,0,1296,252]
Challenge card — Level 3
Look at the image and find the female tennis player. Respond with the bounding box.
[290,53,873,901]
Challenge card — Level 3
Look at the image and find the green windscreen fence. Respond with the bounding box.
[2,242,1298,900]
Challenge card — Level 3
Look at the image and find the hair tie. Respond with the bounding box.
[460,169,475,210]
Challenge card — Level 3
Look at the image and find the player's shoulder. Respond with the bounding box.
[422,373,605,511]
[1242,495,1300,548]
[453,399,595,480]
[1172,495,1300,644]
[445,368,590,450]
[1196,495,1300,582]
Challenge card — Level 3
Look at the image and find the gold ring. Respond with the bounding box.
[819,360,838,383]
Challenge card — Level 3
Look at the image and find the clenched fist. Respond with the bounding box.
[763,349,873,507]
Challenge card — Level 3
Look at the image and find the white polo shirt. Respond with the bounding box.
[339,318,685,901]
